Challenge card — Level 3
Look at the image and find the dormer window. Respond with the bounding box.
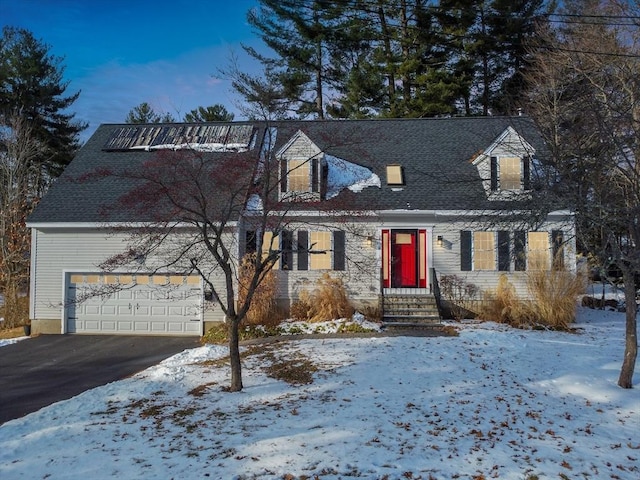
[386,165,404,186]
[288,159,312,192]
[490,155,530,192]
[280,157,324,201]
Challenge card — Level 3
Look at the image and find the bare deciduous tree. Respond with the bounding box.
[0,113,47,327]
[525,0,639,388]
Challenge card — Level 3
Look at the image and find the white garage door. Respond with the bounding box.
[66,273,202,336]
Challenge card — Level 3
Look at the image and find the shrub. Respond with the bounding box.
[479,274,528,326]
[526,267,585,329]
[439,274,480,320]
[290,273,354,322]
[237,254,280,328]
[0,293,29,330]
[480,269,585,330]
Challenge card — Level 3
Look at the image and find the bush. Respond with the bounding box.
[479,275,525,325]
[237,254,280,328]
[439,274,480,320]
[0,293,29,330]
[290,273,354,322]
[480,269,585,330]
[526,268,585,329]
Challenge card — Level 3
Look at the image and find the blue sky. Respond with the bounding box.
[2,0,261,141]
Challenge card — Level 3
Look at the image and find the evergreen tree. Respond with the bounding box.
[125,102,175,124]
[184,104,234,122]
[435,0,549,115]
[0,26,86,186]
[246,0,348,119]
[245,1,549,118]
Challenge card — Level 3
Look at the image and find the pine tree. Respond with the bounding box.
[246,0,348,119]
[184,104,234,122]
[0,26,86,188]
[125,102,175,124]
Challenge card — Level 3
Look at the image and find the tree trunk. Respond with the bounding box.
[618,270,637,389]
[227,315,243,392]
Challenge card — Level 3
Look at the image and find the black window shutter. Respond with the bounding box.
[552,230,564,269]
[523,156,531,190]
[280,159,287,192]
[514,231,526,271]
[522,157,531,190]
[333,230,346,271]
[311,158,319,193]
[461,231,472,271]
[321,163,328,199]
[498,231,510,271]
[490,156,498,191]
[281,230,293,270]
[297,230,308,270]
[243,230,257,258]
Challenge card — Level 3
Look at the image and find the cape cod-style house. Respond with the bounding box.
[27,117,575,336]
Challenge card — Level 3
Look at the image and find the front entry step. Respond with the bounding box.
[381,294,442,329]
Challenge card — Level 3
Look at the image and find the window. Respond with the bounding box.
[490,156,531,192]
[500,157,521,190]
[527,232,550,270]
[310,231,331,270]
[288,159,310,192]
[386,165,404,185]
[473,231,496,270]
[461,231,496,271]
[297,230,345,271]
[261,231,279,270]
[245,229,345,271]
[280,157,324,200]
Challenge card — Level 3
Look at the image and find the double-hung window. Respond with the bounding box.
[490,156,531,192]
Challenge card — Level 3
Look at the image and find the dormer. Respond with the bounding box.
[472,126,535,199]
[277,130,327,202]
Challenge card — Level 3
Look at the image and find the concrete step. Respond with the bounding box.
[382,321,443,330]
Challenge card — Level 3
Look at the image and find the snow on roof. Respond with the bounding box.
[325,154,380,199]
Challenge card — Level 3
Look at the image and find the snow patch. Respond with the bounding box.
[325,154,380,199]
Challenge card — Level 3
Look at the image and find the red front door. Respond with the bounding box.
[391,230,418,287]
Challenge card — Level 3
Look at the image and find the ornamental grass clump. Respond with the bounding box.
[479,274,525,326]
[290,273,354,322]
[237,253,280,328]
[526,267,585,330]
[480,266,585,330]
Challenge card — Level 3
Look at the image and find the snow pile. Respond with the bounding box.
[276,312,381,335]
[0,336,28,348]
[0,308,637,479]
[325,154,380,199]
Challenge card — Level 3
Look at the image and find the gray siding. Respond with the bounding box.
[30,228,230,326]
[431,213,576,300]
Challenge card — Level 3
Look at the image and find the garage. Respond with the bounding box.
[65,273,202,336]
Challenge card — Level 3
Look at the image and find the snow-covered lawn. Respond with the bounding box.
[1,308,638,479]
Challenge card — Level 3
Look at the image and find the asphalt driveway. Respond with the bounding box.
[0,335,200,424]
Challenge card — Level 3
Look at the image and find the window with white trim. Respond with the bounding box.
[473,231,496,271]
[310,231,331,270]
[461,230,556,272]
[490,155,531,192]
[280,157,324,201]
[527,232,550,270]
[288,159,310,192]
